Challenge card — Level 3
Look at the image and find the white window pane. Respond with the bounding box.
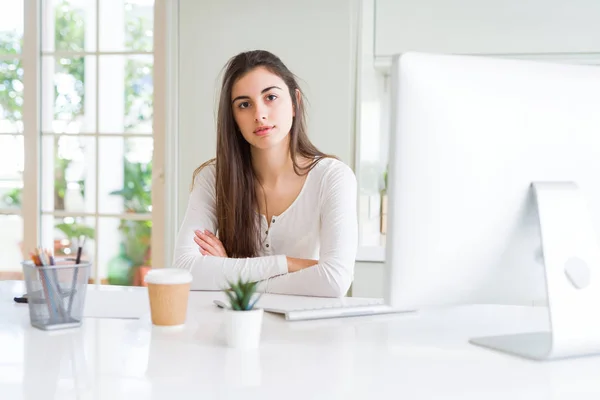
[97,216,151,286]
[0,135,23,210]
[357,70,390,253]
[41,56,97,133]
[0,214,23,280]
[98,136,152,214]
[99,0,154,52]
[42,0,96,53]
[0,0,23,56]
[41,135,96,213]
[358,161,387,247]
[0,59,24,133]
[98,55,153,133]
[358,192,386,247]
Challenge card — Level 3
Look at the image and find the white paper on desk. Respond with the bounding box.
[83,288,150,319]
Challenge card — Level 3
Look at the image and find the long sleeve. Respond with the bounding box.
[172,164,288,290]
[257,163,358,298]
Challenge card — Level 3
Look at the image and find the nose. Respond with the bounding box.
[254,103,267,122]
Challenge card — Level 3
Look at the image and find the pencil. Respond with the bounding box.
[67,236,86,318]
[33,249,56,321]
[47,248,67,320]
[75,236,84,264]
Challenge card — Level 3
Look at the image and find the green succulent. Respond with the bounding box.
[224,279,261,311]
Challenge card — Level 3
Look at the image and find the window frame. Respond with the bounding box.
[0,0,173,280]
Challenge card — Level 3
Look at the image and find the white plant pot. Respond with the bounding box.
[224,308,264,349]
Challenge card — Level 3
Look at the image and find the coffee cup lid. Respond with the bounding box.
[144,268,193,285]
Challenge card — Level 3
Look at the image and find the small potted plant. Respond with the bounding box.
[223,279,263,349]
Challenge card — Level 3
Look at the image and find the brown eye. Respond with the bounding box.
[238,101,250,109]
[266,94,277,101]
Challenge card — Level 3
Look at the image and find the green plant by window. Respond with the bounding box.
[110,160,152,213]
[381,164,388,195]
[1,187,22,208]
[55,221,95,241]
[110,158,152,268]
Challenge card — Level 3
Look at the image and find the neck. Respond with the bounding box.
[251,138,295,187]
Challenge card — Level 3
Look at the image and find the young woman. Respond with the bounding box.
[172,50,357,297]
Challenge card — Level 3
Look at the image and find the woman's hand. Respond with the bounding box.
[194,230,228,257]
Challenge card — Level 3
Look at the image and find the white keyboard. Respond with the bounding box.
[215,296,409,321]
[278,303,397,321]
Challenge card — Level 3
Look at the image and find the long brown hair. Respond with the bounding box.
[192,50,332,258]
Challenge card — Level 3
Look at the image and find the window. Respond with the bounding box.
[0,0,159,285]
[0,0,25,278]
[40,0,154,284]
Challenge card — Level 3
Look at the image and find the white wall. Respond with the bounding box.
[177,0,360,223]
[352,261,385,298]
[374,0,600,57]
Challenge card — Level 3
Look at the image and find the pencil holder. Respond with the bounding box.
[21,261,91,330]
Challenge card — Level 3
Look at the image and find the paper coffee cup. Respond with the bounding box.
[144,268,193,327]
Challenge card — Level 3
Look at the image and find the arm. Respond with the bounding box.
[257,164,358,297]
[172,165,288,290]
[286,257,318,272]
[195,230,317,273]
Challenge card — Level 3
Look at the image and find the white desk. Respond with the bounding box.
[1,281,600,399]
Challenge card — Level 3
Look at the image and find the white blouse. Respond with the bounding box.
[172,157,358,297]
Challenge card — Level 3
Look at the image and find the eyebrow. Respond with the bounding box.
[231,86,283,104]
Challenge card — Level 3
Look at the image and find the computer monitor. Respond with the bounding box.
[385,52,600,360]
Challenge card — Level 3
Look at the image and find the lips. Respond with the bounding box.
[254,125,274,136]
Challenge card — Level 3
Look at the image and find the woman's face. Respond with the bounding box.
[231,66,295,151]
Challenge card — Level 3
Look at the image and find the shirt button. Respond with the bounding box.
[266,244,270,248]
[272,218,275,223]
[265,230,269,235]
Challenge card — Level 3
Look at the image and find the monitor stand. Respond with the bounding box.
[470,182,600,361]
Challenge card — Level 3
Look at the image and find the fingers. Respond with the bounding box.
[194,230,226,257]
[203,230,223,242]
[194,234,216,256]
[204,231,223,250]
[199,230,217,244]
[196,230,220,249]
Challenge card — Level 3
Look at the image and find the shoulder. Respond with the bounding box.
[312,157,357,195]
[314,157,356,182]
[192,160,216,192]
